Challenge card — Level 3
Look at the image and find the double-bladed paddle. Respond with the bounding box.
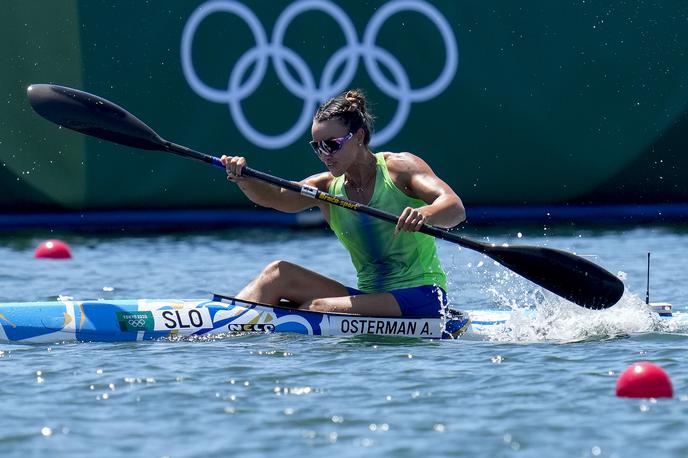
[26,83,624,309]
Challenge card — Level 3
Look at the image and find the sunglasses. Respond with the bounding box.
[309,132,353,157]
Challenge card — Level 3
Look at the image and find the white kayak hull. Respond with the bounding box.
[0,294,471,343]
[1,295,682,344]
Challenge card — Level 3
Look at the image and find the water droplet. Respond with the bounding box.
[433,423,446,432]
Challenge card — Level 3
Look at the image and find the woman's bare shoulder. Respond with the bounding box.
[383,152,433,175]
[303,171,334,191]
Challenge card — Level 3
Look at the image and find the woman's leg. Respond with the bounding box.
[237,260,350,305]
[303,293,402,317]
[237,259,403,316]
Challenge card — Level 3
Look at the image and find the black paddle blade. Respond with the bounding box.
[27,84,165,151]
[485,245,624,309]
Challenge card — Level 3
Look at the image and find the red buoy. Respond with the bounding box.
[616,362,673,398]
[34,239,72,259]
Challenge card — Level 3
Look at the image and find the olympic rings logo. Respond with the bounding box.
[127,319,147,328]
[181,0,458,149]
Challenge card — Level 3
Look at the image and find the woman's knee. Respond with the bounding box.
[261,259,295,278]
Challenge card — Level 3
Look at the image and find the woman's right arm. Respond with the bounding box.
[221,155,330,213]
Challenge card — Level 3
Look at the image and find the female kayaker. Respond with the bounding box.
[220,89,465,317]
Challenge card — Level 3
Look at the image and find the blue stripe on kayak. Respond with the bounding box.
[77,302,139,342]
[471,320,508,325]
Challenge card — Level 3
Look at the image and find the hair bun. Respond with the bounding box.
[344,89,366,113]
[314,89,374,146]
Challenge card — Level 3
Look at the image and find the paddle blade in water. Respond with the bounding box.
[27,84,165,151]
[484,245,624,309]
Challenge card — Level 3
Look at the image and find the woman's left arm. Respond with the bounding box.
[388,153,466,231]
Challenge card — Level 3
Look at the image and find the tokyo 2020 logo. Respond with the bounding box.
[181,0,458,149]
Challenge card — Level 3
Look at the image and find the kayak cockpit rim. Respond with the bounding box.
[211,293,465,320]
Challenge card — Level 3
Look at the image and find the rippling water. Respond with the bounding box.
[1,225,686,457]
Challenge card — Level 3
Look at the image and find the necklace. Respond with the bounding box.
[346,169,376,193]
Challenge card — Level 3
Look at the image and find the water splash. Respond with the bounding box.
[471,290,665,343]
[462,258,672,343]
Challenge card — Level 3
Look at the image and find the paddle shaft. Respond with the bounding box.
[163,140,486,251]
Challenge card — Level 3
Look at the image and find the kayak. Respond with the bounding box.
[0,295,680,344]
[0,294,471,343]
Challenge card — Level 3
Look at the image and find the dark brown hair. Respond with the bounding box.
[313,90,374,146]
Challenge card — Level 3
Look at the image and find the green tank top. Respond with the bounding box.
[328,153,447,292]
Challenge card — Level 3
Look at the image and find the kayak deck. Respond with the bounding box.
[0,294,471,343]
